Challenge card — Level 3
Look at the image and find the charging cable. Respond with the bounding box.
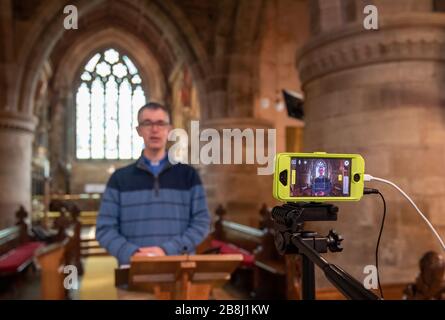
[363,187,386,299]
[364,174,445,251]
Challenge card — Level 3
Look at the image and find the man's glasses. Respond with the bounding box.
[138,121,170,129]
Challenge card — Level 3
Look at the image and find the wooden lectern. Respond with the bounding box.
[115,254,243,300]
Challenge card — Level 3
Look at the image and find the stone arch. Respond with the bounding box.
[51,27,166,103]
[47,26,172,193]
[15,0,210,120]
[12,0,102,114]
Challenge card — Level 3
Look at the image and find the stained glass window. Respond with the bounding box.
[76,49,146,159]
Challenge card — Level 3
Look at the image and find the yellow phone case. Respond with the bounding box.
[273,152,365,202]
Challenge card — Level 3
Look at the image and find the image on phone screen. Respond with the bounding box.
[290,157,352,197]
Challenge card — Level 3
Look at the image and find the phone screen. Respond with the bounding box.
[290,157,352,197]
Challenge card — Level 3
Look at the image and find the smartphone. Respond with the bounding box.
[273,152,365,202]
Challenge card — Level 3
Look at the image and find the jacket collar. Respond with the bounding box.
[135,150,174,175]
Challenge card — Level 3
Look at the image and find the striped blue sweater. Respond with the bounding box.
[96,155,210,265]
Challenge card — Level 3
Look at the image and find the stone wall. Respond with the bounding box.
[255,0,308,154]
[299,3,445,287]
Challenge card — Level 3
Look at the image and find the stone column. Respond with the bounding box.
[199,118,275,227]
[298,8,445,286]
[49,88,71,194]
[0,111,35,228]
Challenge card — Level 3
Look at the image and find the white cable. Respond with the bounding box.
[364,174,445,252]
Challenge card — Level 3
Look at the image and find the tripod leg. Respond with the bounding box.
[301,254,316,300]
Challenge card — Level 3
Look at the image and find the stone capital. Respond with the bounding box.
[298,14,445,87]
[0,111,37,133]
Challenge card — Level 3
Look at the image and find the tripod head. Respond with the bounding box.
[271,202,343,255]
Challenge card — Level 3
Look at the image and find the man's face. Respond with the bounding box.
[318,167,325,176]
[136,108,171,152]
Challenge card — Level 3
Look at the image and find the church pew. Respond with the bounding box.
[0,206,45,293]
[35,239,69,299]
[47,196,106,257]
[32,200,85,275]
[208,205,263,296]
[32,202,83,299]
[42,193,101,212]
[48,203,84,275]
[64,205,83,275]
[252,204,300,299]
[0,227,42,276]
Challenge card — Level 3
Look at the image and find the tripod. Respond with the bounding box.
[271,202,380,300]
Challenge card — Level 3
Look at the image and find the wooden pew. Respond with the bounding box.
[29,202,82,300]
[48,196,104,257]
[403,251,445,300]
[50,203,84,275]
[197,205,260,295]
[252,204,301,299]
[0,207,44,286]
[35,239,69,299]
[0,204,82,299]
[33,203,82,300]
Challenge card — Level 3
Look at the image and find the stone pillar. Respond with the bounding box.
[199,118,275,227]
[0,111,35,228]
[298,13,445,285]
[49,88,71,194]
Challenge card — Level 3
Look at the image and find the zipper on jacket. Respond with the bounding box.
[150,163,174,198]
[154,175,160,197]
[136,156,174,198]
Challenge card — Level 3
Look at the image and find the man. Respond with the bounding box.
[312,165,331,196]
[96,102,210,265]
